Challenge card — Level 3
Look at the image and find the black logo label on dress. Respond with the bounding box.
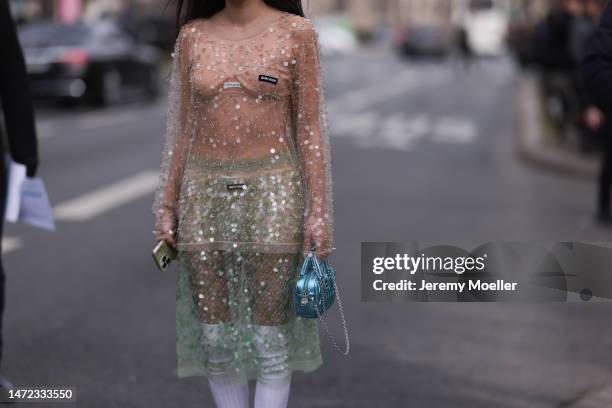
[258,74,278,85]
[227,183,247,191]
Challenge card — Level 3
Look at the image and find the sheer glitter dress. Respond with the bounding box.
[152,11,334,382]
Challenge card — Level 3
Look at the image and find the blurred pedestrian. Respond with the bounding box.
[535,0,583,71]
[582,0,612,223]
[572,0,606,153]
[0,0,40,389]
[533,0,584,137]
[153,0,334,407]
[571,0,602,59]
[456,25,474,71]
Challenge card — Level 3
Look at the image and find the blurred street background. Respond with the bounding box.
[5,0,612,407]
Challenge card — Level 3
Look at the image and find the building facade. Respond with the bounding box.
[305,0,552,34]
[11,0,553,33]
[10,0,162,22]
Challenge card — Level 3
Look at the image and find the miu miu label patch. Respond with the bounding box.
[223,81,241,89]
[226,183,248,191]
[258,74,278,85]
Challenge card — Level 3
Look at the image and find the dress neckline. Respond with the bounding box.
[201,11,290,43]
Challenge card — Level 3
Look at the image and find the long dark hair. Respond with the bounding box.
[172,0,304,28]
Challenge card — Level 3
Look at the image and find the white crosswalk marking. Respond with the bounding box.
[3,172,159,254]
[324,60,479,151]
[327,67,447,113]
[53,171,159,221]
[331,111,479,151]
[431,117,478,144]
[333,111,379,142]
[376,113,428,151]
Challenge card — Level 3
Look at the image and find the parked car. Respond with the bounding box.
[18,19,161,106]
[394,25,452,58]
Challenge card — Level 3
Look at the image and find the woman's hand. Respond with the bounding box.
[155,215,177,248]
[584,106,605,131]
[303,215,331,259]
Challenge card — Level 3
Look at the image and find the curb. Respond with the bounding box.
[514,74,599,180]
[514,76,611,408]
[563,383,612,407]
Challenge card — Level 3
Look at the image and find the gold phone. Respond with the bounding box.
[152,240,177,271]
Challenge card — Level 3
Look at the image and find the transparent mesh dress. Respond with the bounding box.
[152,11,334,382]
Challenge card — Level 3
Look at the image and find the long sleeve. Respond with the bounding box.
[291,22,334,256]
[0,0,39,177]
[582,3,612,113]
[153,27,193,236]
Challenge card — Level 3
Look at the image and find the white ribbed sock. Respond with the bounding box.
[253,325,292,408]
[208,375,249,408]
[202,323,248,408]
[254,377,292,408]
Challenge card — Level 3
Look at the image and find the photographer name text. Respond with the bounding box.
[371,254,519,293]
[373,279,518,292]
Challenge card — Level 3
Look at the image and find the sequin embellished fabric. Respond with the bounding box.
[152,11,333,380]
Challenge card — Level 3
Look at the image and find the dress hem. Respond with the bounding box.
[175,356,323,379]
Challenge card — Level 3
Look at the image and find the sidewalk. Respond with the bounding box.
[515,75,612,407]
[514,74,599,179]
[564,384,612,407]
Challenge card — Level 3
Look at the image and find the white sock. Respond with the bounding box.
[208,375,249,408]
[254,377,292,408]
[253,325,292,408]
[202,323,248,408]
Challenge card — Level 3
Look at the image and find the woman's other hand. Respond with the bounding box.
[155,216,177,248]
[303,215,331,259]
[585,106,605,131]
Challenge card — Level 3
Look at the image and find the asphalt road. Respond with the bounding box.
[4,48,612,408]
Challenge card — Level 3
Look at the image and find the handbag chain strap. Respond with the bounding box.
[315,274,350,356]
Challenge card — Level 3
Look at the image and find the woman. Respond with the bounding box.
[152,0,334,407]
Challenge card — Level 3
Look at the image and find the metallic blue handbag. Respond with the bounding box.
[294,251,350,355]
[295,252,336,318]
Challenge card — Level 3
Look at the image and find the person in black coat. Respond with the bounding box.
[572,0,606,154]
[0,0,40,387]
[582,0,612,223]
[533,0,584,138]
[534,0,582,72]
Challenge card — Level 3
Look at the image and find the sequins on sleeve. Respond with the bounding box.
[153,26,194,236]
[291,21,334,256]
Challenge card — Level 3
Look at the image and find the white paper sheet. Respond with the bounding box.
[5,160,26,223]
[19,178,55,231]
[4,156,55,231]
